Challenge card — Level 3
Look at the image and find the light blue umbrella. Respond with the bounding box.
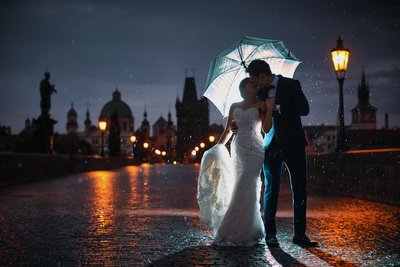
[204,36,301,117]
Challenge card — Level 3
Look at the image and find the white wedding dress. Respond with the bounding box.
[197,107,265,246]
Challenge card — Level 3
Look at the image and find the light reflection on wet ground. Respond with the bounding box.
[0,164,399,266]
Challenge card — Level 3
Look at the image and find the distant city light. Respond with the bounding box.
[191,150,197,156]
[209,135,215,142]
[143,142,149,148]
[195,146,199,151]
[200,142,205,148]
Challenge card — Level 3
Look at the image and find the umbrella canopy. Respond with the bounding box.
[204,36,301,117]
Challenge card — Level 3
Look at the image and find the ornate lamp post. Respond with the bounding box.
[99,121,107,157]
[331,36,350,152]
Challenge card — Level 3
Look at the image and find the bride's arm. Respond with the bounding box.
[217,104,235,145]
[262,99,274,133]
[257,101,267,125]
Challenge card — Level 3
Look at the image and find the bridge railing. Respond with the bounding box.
[307,148,400,206]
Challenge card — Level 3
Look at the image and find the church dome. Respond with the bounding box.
[100,89,133,117]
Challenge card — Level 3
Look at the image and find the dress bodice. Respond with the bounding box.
[232,107,264,156]
[233,107,262,134]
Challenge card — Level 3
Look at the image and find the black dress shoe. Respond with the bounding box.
[266,235,279,247]
[293,235,318,247]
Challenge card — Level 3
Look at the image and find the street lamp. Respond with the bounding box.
[130,135,136,157]
[331,36,350,152]
[98,121,107,157]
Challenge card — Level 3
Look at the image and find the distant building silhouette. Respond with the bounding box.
[175,75,209,161]
[98,89,135,156]
[62,89,135,156]
[304,69,400,153]
[153,116,168,139]
[84,107,92,132]
[66,103,78,134]
[134,107,151,162]
[0,125,13,151]
[152,110,177,161]
[136,106,150,141]
[350,69,377,130]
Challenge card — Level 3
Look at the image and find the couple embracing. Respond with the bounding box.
[198,59,318,248]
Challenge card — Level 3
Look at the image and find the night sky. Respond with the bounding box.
[1,0,399,134]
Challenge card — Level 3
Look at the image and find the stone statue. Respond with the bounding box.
[40,72,57,117]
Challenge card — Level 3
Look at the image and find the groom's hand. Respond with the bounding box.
[230,121,238,134]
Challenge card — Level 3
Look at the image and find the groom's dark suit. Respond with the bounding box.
[257,75,309,237]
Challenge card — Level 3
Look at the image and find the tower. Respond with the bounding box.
[175,73,209,161]
[137,105,150,140]
[84,105,92,132]
[66,103,78,134]
[351,69,377,130]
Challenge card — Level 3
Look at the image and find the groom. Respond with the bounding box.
[246,59,318,247]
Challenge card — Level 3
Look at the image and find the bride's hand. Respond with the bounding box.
[265,98,276,111]
[230,121,238,134]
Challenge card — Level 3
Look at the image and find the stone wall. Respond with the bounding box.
[0,153,137,187]
[307,150,400,206]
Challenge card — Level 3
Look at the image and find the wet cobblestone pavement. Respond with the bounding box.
[0,164,399,266]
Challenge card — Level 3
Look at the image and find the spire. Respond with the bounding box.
[86,102,90,118]
[358,68,370,105]
[167,103,173,127]
[85,102,92,131]
[112,88,121,101]
[144,104,147,119]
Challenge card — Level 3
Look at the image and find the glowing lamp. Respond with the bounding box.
[331,36,350,79]
[98,121,107,131]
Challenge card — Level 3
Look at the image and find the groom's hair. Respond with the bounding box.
[246,60,272,76]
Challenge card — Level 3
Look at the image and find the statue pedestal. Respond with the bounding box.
[34,114,57,153]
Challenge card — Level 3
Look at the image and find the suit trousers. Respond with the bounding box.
[263,147,307,236]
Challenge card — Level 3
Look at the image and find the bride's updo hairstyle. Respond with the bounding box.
[239,77,250,98]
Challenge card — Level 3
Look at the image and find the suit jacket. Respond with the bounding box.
[257,75,309,152]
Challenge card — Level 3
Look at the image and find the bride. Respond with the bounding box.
[198,77,274,246]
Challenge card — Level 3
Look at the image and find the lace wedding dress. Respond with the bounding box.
[197,107,265,246]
